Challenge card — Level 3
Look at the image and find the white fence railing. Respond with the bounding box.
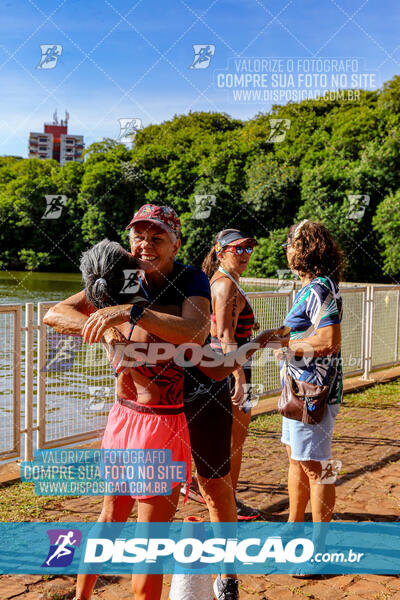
[0,304,21,460]
[37,303,115,455]
[0,285,399,464]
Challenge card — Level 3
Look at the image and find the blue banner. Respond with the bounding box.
[0,522,398,575]
[20,449,186,496]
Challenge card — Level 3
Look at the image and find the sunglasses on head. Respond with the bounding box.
[281,241,292,252]
[224,245,254,256]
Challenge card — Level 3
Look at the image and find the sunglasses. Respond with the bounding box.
[281,242,292,252]
[224,245,254,256]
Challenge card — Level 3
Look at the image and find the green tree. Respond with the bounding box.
[180,180,243,267]
[1,78,400,282]
[0,159,59,270]
[78,142,134,247]
[373,191,400,277]
[243,156,300,235]
[245,228,289,278]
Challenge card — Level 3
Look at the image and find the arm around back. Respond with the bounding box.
[136,295,210,346]
[45,291,211,347]
[43,290,95,336]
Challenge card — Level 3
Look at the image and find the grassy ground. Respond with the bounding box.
[0,480,73,522]
[248,378,400,434]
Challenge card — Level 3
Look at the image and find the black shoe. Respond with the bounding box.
[235,498,261,521]
[213,575,239,600]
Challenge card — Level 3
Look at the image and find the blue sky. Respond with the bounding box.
[0,0,399,157]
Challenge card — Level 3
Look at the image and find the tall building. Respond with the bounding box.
[28,110,84,165]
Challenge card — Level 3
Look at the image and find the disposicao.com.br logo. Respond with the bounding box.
[85,536,314,565]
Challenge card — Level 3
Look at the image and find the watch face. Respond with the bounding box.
[131,295,149,306]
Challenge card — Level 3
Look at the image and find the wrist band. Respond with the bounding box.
[128,304,145,340]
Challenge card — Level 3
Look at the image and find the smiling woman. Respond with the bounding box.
[127,204,181,272]
[79,207,206,346]
[42,204,205,600]
[42,205,218,600]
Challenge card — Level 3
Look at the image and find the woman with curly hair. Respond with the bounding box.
[275,220,345,524]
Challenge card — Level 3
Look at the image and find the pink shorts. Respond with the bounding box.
[101,401,192,499]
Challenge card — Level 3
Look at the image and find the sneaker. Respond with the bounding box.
[213,575,239,600]
[235,498,261,521]
[180,479,206,504]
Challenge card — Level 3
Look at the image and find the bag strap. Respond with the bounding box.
[312,278,338,387]
[325,361,337,392]
[217,266,248,298]
[283,279,335,382]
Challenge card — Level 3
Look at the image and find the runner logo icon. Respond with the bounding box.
[267,119,291,143]
[37,45,63,69]
[41,334,81,372]
[42,529,82,567]
[189,45,215,69]
[42,195,67,219]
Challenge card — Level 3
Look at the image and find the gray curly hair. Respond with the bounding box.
[80,239,137,309]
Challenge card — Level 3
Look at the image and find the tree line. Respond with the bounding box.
[1,76,400,283]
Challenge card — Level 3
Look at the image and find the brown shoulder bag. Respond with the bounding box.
[278,363,336,425]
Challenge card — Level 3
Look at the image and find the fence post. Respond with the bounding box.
[395,289,400,362]
[37,303,48,451]
[362,286,373,380]
[24,303,34,461]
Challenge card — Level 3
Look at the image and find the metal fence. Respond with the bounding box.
[370,287,400,369]
[37,303,115,454]
[0,305,21,460]
[0,284,399,464]
[246,291,292,395]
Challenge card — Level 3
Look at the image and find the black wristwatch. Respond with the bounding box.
[128,304,145,341]
[129,304,145,327]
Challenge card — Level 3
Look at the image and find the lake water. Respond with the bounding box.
[0,271,83,305]
[0,270,276,305]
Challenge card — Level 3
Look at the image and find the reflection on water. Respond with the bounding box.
[0,271,114,456]
[0,270,83,305]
